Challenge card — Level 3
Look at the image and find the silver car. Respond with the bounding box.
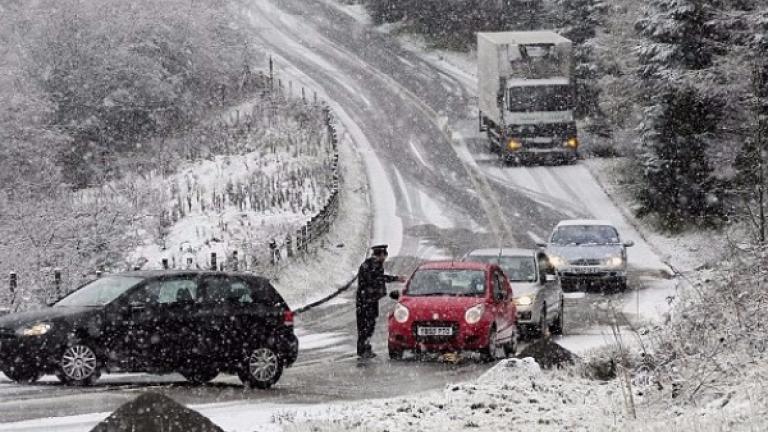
[464,248,564,337]
[540,220,634,293]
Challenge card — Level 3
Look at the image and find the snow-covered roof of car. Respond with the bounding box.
[465,248,536,257]
[417,261,494,271]
[555,219,615,227]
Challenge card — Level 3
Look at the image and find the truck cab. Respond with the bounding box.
[478,31,578,164]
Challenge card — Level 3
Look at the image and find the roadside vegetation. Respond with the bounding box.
[0,1,333,309]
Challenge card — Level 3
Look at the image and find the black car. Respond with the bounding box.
[0,271,298,389]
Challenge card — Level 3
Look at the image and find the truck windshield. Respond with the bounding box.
[508,86,573,112]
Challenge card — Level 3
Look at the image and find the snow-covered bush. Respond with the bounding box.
[633,244,768,406]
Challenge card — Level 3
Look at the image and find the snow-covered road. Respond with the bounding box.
[0,0,677,427]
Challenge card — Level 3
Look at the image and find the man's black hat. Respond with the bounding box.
[371,244,388,254]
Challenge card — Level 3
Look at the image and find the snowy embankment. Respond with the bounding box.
[117,90,371,310]
[269,116,372,309]
[276,358,629,432]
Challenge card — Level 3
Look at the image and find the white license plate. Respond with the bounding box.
[417,327,453,336]
[569,267,603,274]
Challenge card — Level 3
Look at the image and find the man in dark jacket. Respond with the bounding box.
[356,244,405,358]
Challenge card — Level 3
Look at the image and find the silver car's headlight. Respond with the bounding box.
[514,294,535,307]
[18,322,52,337]
[549,255,568,268]
[606,256,624,267]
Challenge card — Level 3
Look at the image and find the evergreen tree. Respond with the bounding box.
[633,0,726,228]
[553,0,608,119]
[365,0,409,24]
[635,0,720,79]
[636,86,724,230]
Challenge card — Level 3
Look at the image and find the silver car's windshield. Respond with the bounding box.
[551,225,619,245]
[54,276,144,307]
[470,255,537,282]
[407,269,486,297]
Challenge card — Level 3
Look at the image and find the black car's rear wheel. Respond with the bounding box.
[3,366,42,384]
[58,343,101,386]
[238,346,283,389]
[180,368,219,385]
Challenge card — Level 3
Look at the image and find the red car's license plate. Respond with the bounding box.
[417,327,453,336]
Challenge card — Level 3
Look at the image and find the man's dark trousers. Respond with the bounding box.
[356,301,378,356]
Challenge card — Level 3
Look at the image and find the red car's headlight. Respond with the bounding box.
[464,304,485,324]
[393,303,409,323]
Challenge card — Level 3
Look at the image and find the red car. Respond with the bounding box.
[387,261,518,360]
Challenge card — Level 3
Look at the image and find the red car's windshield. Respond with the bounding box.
[407,269,486,297]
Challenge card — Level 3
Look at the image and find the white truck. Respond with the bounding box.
[478,31,578,164]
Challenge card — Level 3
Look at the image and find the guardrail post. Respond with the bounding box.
[269,240,279,265]
[210,252,217,271]
[54,268,62,298]
[286,234,293,258]
[232,251,239,271]
[161,258,169,270]
[296,229,303,253]
[9,272,17,296]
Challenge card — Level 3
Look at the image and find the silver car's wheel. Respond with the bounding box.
[60,344,99,385]
[239,346,283,389]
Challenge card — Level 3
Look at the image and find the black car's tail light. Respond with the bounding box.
[283,310,294,327]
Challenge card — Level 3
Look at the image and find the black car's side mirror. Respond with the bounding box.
[389,290,400,300]
[624,240,635,248]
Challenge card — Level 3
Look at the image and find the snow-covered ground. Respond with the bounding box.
[126,149,330,272]
[269,113,372,309]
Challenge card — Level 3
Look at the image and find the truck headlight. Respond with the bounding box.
[564,137,579,149]
[465,304,485,324]
[393,303,409,323]
[606,256,624,267]
[507,139,522,151]
[18,323,52,337]
[514,294,535,307]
